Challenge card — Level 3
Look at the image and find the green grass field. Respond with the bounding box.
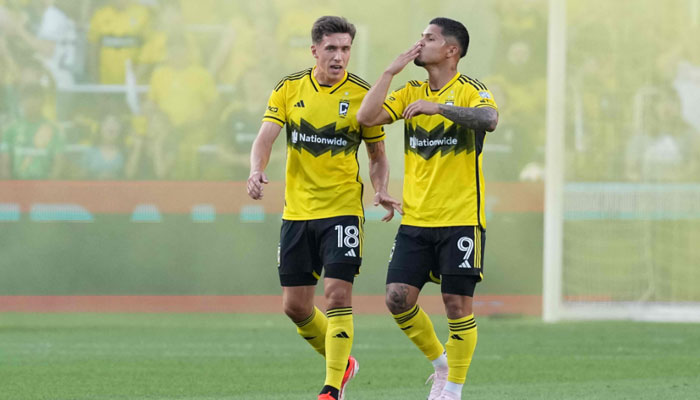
[1,313,699,399]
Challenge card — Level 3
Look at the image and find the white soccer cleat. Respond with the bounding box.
[436,391,461,400]
[425,369,448,400]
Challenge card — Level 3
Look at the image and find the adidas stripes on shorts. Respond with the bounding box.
[278,216,363,286]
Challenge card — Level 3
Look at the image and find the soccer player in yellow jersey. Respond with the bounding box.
[247,16,401,400]
[357,18,498,400]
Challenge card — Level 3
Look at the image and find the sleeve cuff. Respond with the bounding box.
[363,134,386,143]
[262,116,285,127]
[382,103,400,121]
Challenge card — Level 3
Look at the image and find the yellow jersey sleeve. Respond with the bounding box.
[382,85,409,122]
[262,83,287,127]
[466,86,498,110]
[361,125,385,143]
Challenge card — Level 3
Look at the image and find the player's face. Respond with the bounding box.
[414,24,453,67]
[311,33,352,85]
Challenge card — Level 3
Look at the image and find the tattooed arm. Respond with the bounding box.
[402,99,499,132]
[438,105,499,132]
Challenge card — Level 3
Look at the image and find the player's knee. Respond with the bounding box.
[442,293,473,318]
[325,291,351,310]
[283,300,313,322]
[385,288,413,315]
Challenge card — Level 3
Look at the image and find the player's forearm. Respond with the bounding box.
[249,135,274,174]
[369,157,390,194]
[367,141,390,194]
[438,105,499,132]
[357,71,394,126]
[249,122,282,174]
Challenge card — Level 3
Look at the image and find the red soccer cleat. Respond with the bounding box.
[339,355,359,400]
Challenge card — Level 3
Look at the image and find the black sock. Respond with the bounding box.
[319,385,339,399]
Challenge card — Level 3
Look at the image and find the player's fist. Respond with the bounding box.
[247,171,269,200]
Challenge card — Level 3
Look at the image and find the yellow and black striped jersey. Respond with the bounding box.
[382,73,498,228]
[263,67,385,221]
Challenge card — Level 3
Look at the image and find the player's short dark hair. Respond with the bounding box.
[311,16,356,44]
[430,17,470,58]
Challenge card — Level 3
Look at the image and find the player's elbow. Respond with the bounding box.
[485,111,499,132]
[356,108,372,126]
[357,107,382,127]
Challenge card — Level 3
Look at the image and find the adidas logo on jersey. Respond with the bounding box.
[334,331,350,339]
[294,100,305,108]
[344,249,357,257]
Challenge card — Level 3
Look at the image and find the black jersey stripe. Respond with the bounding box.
[329,75,350,93]
[263,115,285,125]
[274,69,312,91]
[383,102,400,120]
[347,77,371,91]
[308,73,318,92]
[363,132,385,140]
[459,75,483,91]
[475,104,497,109]
[463,75,487,90]
[356,150,365,218]
[471,77,488,90]
[474,131,483,228]
[462,75,483,90]
[347,78,371,91]
[348,72,371,87]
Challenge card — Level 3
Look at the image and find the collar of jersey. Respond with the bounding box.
[310,66,349,93]
[425,72,462,97]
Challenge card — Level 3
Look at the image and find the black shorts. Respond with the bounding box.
[278,215,364,286]
[386,225,485,296]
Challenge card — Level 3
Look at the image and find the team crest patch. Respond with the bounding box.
[339,100,349,117]
[479,91,491,99]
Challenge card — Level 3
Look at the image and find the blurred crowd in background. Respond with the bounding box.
[0,0,698,182]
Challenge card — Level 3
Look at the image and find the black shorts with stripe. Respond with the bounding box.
[278,216,364,286]
[386,225,485,295]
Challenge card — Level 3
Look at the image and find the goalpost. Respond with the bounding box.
[542,0,700,322]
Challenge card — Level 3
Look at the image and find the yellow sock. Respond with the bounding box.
[445,314,478,384]
[393,305,444,361]
[295,307,327,357]
[324,307,353,390]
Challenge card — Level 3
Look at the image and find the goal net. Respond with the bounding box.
[543,0,700,322]
[558,183,700,321]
